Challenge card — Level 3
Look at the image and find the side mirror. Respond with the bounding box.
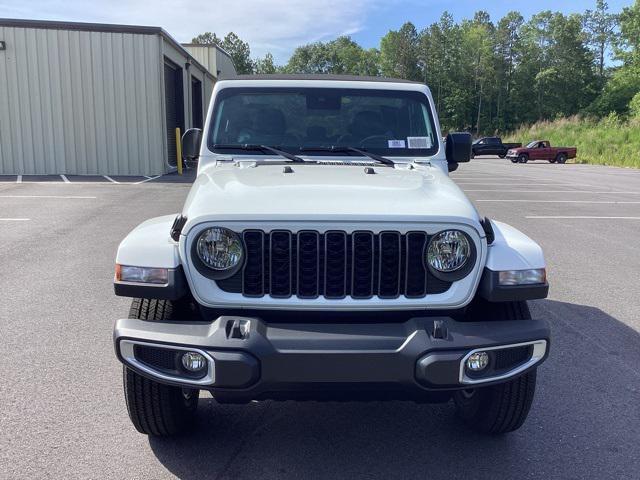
[445,132,472,169]
[182,128,202,160]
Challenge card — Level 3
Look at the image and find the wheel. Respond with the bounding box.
[454,301,538,434]
[470,151,475,159]
[122,298,200,436]
[498,154,506,159]
[548,158,556,163]
[510,157,518,163]
[556,153,567,164]
[517,154,528,163]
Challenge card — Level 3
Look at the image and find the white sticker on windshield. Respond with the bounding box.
[407,136,432,149]
[388,139,406,148]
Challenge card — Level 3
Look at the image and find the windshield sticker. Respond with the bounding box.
[388,139,406,148]
[407,136,432,149]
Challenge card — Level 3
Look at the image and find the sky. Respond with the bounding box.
[0,0,633,63]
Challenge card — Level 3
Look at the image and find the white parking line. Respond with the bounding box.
[0,195,96,199]
[60,175,70,183]
[103,175,119,184]
[17,175,22,183]
[458,183,579,186]
[134,175,161,184]
[465,190,640,194]
[476,200,640,204]
[0,218,30,221]
[526,216,640,220]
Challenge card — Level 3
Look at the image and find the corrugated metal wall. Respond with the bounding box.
[0,26,165,175]
[182,45,217,77]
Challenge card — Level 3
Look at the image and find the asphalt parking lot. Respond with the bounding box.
[1,157,639,479]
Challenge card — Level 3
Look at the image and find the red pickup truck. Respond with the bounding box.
[506,141,577,164]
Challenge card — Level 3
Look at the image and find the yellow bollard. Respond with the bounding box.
[175,127,183,175]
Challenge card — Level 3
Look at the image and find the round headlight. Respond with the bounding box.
[196,227,244,270]
[427,230,471,273]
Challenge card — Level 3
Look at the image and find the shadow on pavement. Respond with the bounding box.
[149,299,640,480]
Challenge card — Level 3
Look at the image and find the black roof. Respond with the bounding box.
[221,74,422,84]
[0,18,164,35]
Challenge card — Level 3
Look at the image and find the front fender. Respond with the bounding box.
[479,220,548,302]
[486,220,545,271]
[115,215,181,269]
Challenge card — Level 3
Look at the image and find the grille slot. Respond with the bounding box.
[217,230,453,299]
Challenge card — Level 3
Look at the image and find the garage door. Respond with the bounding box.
[164,60,184,167]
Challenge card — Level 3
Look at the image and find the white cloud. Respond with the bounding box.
[0,0,382,62]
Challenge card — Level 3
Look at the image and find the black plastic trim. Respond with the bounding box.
[479,268,549,302]
[114,266,187,300]
[170,215,187,242]
[480,217,495,244]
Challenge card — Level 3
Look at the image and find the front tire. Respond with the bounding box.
[123,367,199,436]
[122,298,200,436]
[518,154,528,163]
[454,370,537,434]
[454,300,538,434]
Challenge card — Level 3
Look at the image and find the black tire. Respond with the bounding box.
[454,300,538,434]
[518,154,528,163]
[510,157,519,163]
[498,154,506,159]
[548,158,556,163]
[556,153,567,164]
[470,151,475,159]
[123,298,200,436]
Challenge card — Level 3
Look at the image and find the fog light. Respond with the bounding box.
[181,352,207,372]
[466,352,489,372]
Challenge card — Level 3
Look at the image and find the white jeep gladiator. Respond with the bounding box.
[113,74,550,436]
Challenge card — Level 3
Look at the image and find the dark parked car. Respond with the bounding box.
[471,137,522,158]
[506,141,577,164]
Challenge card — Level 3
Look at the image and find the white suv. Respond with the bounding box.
[113,75,550,436]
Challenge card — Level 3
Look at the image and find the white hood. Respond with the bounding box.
[182,161,481,230]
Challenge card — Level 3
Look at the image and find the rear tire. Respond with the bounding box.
[518,154,528,163]
[123,298,200,436]
[454,300,538,434]
[510,157,518,163]
[556,153,567,164]
[548,158,556,163]
[498,154,506,159]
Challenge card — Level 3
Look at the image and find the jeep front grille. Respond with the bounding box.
[215,230,452,299]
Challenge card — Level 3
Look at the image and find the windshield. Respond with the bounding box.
[526,141,539,148]
[208,87,438,157]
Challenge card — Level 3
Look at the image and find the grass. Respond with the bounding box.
[503,115,640,169]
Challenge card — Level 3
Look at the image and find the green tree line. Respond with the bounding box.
[192,0,640,134]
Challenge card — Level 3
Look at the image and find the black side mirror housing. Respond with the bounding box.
[182,128,202,160]
[445,132,472,169]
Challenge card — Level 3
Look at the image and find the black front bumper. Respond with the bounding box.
[114,314,549,403]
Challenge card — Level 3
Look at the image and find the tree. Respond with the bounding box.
[380,22,420,80]
[254,53,278,74]
[584,0,619,78]
[284,36,379,76]
[191,31,254,74]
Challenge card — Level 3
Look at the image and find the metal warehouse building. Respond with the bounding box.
[0,19,236,176]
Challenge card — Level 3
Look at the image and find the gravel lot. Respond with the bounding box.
[1,158,639,479]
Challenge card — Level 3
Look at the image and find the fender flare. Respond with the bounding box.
[480,220,548,302]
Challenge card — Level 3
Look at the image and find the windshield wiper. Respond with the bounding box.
[298,145,394,166]
[213,144,306,163]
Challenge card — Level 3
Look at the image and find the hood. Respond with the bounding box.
[182,161,481,228]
